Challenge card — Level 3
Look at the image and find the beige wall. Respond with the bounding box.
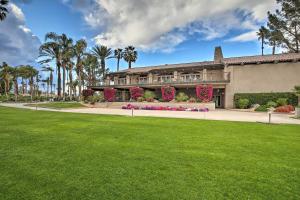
[225,62,300,108]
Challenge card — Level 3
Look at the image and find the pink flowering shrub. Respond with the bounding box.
[121,104,209,112]
[196,85,213,102]
[104,88,116,102]
[161,86,176,101]
[82,89,94,100]
[130,87,144,101]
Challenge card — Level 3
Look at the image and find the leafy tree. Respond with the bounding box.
[123,46,138,69]
[83,54,99,86]
[114,48,123,71]
[0,0,9,21]
[267,0,300,53]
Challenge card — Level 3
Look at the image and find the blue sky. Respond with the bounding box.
[0,0,278,73]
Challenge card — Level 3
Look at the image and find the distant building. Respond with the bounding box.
[90,47,300,108]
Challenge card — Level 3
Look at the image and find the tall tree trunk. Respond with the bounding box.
[69,64,73,100]
[21,78,25,95]
[57,62,62,98]
[261,37,264,56]
[14,79,18,102]
[101,59,105,78]
[78,66,82,100]
[295,25,299,53]
[129,61,132,69]
[30,77,33,102]
[272,45,276,55]
[62,64,66,100]
[117,58,120,71]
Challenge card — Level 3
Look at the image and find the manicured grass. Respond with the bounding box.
[25,102,86,109]
[0,106,300,200]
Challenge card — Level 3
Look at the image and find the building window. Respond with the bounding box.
[118,78,126,85]
[158,75,174,83]
[180,74,201,82]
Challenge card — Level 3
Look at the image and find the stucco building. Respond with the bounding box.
[90,47,300,108]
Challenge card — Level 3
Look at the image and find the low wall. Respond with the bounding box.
[91,102,216,110]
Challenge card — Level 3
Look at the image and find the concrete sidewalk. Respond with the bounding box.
[1,103,300,125]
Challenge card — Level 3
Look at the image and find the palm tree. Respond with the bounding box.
[92,45,113,78]
[41,66,54,96]
[74,39,87,100]
[114,48,123,71]
[257,26,268,56]
[83,54,98,86]
[0,0,9,21]
[0,62,12,98]
[39,32,63,97]
[123,46,138,69]
[67,61,75,100]
[61,34,73,100]
[25,65,38,101]
[11,66,20,101]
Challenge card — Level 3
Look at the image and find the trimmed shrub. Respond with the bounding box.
[234,92,298,107]
[188,97,196,103]
[237,98,250,109]
[137,97,144,102]
[255,105,268,112]
[175,92,189,102]
[266,101,277,108]
[143,90,156,102]
[276,98,288,106]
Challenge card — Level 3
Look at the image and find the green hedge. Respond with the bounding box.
[234,92,298,107]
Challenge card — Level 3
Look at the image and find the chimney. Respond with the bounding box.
[214,46,223,63]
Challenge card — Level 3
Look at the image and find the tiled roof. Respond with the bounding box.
[113,61,218,74]
[111,53,300,74]
[224,53,300,65]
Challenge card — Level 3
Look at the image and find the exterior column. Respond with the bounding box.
[114,76,119,85]
[126,75,130,85]
[203,68,207,81]
[148,73,153,84]
[105,76,110,86]
[173,71,178,82]
[223,65,228,80]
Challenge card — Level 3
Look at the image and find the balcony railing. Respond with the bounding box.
[104,72,230,86]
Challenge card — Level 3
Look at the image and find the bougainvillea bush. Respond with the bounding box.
[274,105,294,113]
[82,89,95,100]
[196,85,213,102]
[130,87,144,101]
[104,88,116,102]
[161,86,176,102]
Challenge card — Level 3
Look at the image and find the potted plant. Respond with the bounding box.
[294,86,300,117]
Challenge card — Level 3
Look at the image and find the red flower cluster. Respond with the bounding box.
[275,105,294,113]
[82,89,94,99]
[196,85,213,102]
[130,87,144,100]
[104,88,116,102]
[161,86,176,101]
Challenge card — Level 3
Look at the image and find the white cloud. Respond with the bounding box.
[63,0,277,52]
[0,3,41,66]
[226,31,258,42]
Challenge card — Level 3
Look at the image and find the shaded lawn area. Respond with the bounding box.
[0,106,299,200]
[25,102,86,109]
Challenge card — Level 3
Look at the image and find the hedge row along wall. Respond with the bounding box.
[234,92,298,107]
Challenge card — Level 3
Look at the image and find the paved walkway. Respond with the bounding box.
[1,103,300,125]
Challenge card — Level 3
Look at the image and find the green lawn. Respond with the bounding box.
[25,102,86,109]
[0,106,299,200]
